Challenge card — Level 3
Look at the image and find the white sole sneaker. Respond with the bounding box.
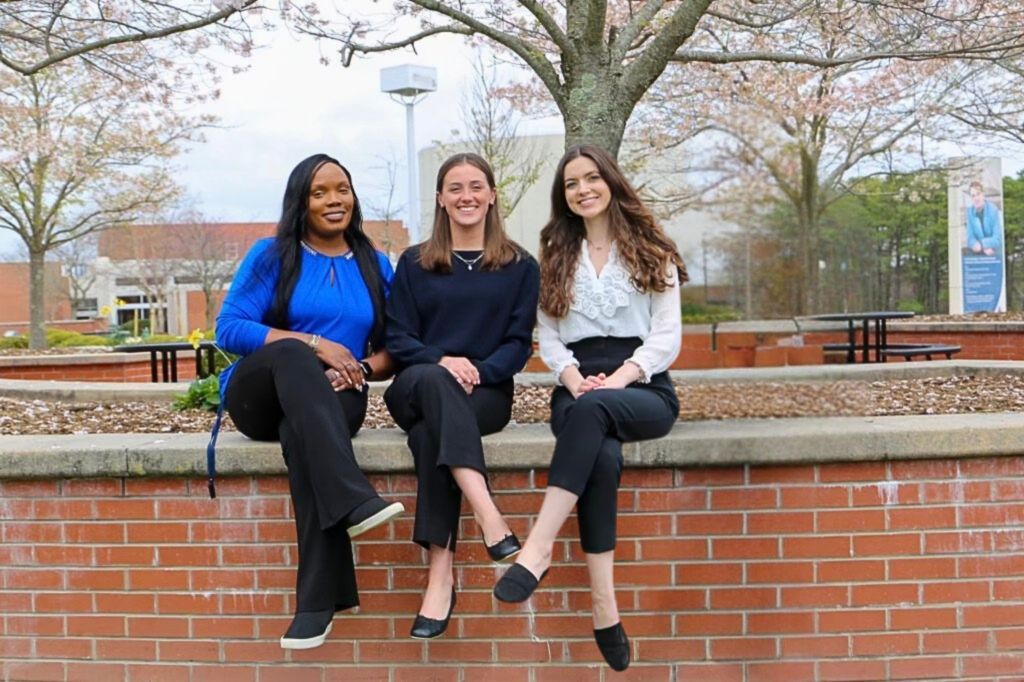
[280,622,332,650]
[346,501,405,539]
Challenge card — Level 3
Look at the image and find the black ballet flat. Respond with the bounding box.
[594,622,630,672]
[484,532,522,563]
[493,563,549,603]
[410,587,456,640]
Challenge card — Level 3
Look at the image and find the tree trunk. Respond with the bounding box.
[28,248,47,349]
[562,82,630,158]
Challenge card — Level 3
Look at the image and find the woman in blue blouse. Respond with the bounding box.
[216,154,405,651]
[384,153,539,640]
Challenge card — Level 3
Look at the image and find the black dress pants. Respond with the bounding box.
[225,338,378,613]
[548,337,679,554]
[384,363,513,551]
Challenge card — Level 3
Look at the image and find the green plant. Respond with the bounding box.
[0,336,28,349]
[679,302,743,324]
[172,375,220,412]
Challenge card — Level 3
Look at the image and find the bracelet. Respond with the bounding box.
[308,334,321,353]
[359,361,372,379]
[625,359,649,383]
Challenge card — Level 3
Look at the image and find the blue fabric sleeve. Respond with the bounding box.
[377,251,395,295]
[470,256,540,384]
[385,251,446,367]
[216,239,277,356]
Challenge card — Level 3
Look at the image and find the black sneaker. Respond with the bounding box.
[343,497,405,538]
[280,609,333,650]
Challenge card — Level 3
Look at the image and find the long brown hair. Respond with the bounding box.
[539,145,689,318]
[418,153,521,272]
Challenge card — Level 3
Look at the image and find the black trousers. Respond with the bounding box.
[225,338,378,613]
[384,363,513,551]
[548,337,679,554]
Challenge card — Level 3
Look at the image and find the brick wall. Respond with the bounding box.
[2,458,1024,681]
[0,356,198,383]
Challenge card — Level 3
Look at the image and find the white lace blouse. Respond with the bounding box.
[537,240,682,383]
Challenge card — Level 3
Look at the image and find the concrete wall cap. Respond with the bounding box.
[4,414,1024,479]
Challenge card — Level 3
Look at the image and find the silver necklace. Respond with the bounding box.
[452,250,484,270]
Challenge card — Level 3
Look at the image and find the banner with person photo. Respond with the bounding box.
[948,157,1006,313]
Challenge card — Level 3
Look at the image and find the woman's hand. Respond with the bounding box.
[318,338,364,389]
[440,356,480,387]
[324,367,358,392]
[595,363,642,390]
[574,373,606,398]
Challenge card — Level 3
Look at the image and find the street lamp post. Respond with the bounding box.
[380,64,438,246]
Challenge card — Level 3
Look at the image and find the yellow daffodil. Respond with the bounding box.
[114,298,126,307]
[99,306,111,316]
[187,328,205,350]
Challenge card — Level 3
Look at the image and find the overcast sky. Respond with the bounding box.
[0,23,562,256]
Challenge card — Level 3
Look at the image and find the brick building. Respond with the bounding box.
[0,220,407,337]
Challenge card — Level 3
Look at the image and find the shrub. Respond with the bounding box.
[679,302,743,324]
[172,375,220,412]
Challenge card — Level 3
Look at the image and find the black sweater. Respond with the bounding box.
[385,246,540,385]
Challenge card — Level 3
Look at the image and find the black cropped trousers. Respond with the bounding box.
[225,338,378,614]
[547,336,679,554]
[384,363,513,552]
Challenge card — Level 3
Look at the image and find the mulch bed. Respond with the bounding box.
[3,376,1023,436]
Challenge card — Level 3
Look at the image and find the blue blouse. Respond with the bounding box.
[216,238,394,397]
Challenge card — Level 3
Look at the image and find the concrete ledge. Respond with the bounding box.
[4,413,1024,479]
[0,351,133,367]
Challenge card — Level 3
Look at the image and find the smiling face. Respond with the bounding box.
[969,185,986,211]
[437,163,495,232]
[305,162,355,241]
[563,156,611,220]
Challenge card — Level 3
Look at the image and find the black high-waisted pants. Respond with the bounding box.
[384,363,513,552]
[225,338,378,614]
[548,336,679,554]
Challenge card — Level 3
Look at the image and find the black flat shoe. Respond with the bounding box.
[493,563,549,603]
[343,497,405,539]
[279,608,334,650]
[410,587,456,640]
[594,622,630,671]
[484,532,522,562]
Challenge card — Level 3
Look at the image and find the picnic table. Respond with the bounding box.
[113,341,218,383]
[807,311,916,363]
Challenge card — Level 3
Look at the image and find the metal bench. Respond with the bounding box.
[113,341,218,382]
[879,344,962,361]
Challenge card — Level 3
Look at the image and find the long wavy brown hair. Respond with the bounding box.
[539,145,689,318]
[418,153,521,272]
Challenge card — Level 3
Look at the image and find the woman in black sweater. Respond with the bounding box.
[385,153,539,640]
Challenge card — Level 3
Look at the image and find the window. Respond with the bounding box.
[73,298,98,320]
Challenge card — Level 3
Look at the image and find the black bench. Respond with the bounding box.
[113,341,218,382]
[880,344,962,361]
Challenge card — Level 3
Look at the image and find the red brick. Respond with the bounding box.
[779,636,847,658]
[158,639,221,662]
[851,583,919,606]
[157,593,218,615]
[63,479,123,497]
[747,562,814,584]
[95,593,156,614]
[925,531,992,554]
[95,639,157,660]
[960,504,1024,527]
[852,632,919,655]
[124,478,189,496]
[619,470,674,487]
[817,509,885,532]
[960,555,1024,578]
[818,462,886,483]
[3,522,63,543]
[2,662,66,682]
[888,557,956,580]
[65,522,125,543]
[35,545,93,566]
[94,499,155,519]
[128,616,190,638]
[191,667,257,682]
[95,546,155,566]
[3,568,64,589]
[128,522,189,543]
[638,538,707,561]
[158,545,220,566]
[129,569,189,590]
[890,607,957,630]
[710,488,777,510]
[637,489,705,511]
[887,506,957,530]
[783,536,850,558]
[676,562,743,585]
[780,586,849,608]
[818,659,887,681]
[461,667,530,682]
[961,654,1024,677]
[712,538,778,559]
[2,481,60,497]
[680,469,745,486]
[748,466,816,485]
[889,656,958,680]
[711,637,776,660]
[494,641,556,663]
[747,611,814,634]
[963,604,1024,628]
[357,641,425,663]
[747,512,814,535]
[922,580,990,604]
[67,569,125,591]
[819,610,885,632]
[192,617,256,639]
[5,615,64,636]
[65,663,128,682]
[745,662,816,682]
[780,486,849,508]
[922,630,988,653]
[677,513,744,535]
[67,615,124,637]
[852,533,921,556]
[710,587,777,610]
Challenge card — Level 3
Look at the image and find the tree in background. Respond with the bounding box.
[0,60,209,347]
[362,153,407,260]
[0,0,261,78]
[173,214,242,330]
[438,53,544,221]
[296,1,1024,158]
[54,234,99,318]
[1001,172,1024,310]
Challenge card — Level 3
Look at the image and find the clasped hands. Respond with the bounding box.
[564,364,638,399]
[317,338,365,392]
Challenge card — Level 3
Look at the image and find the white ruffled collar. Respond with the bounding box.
[571,241,636,320]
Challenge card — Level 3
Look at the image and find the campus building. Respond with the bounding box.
[0,219,407,337]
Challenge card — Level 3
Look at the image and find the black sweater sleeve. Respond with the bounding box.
[471,256,540,384]
[384,251,446,367]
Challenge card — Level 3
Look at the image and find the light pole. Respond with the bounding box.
[380,64,437,245]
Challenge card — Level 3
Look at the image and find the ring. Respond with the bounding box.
[333,370,342,380]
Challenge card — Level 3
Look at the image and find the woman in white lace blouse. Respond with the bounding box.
[494,145,687,671]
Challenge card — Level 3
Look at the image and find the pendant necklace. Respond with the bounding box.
[452,250,484,271]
